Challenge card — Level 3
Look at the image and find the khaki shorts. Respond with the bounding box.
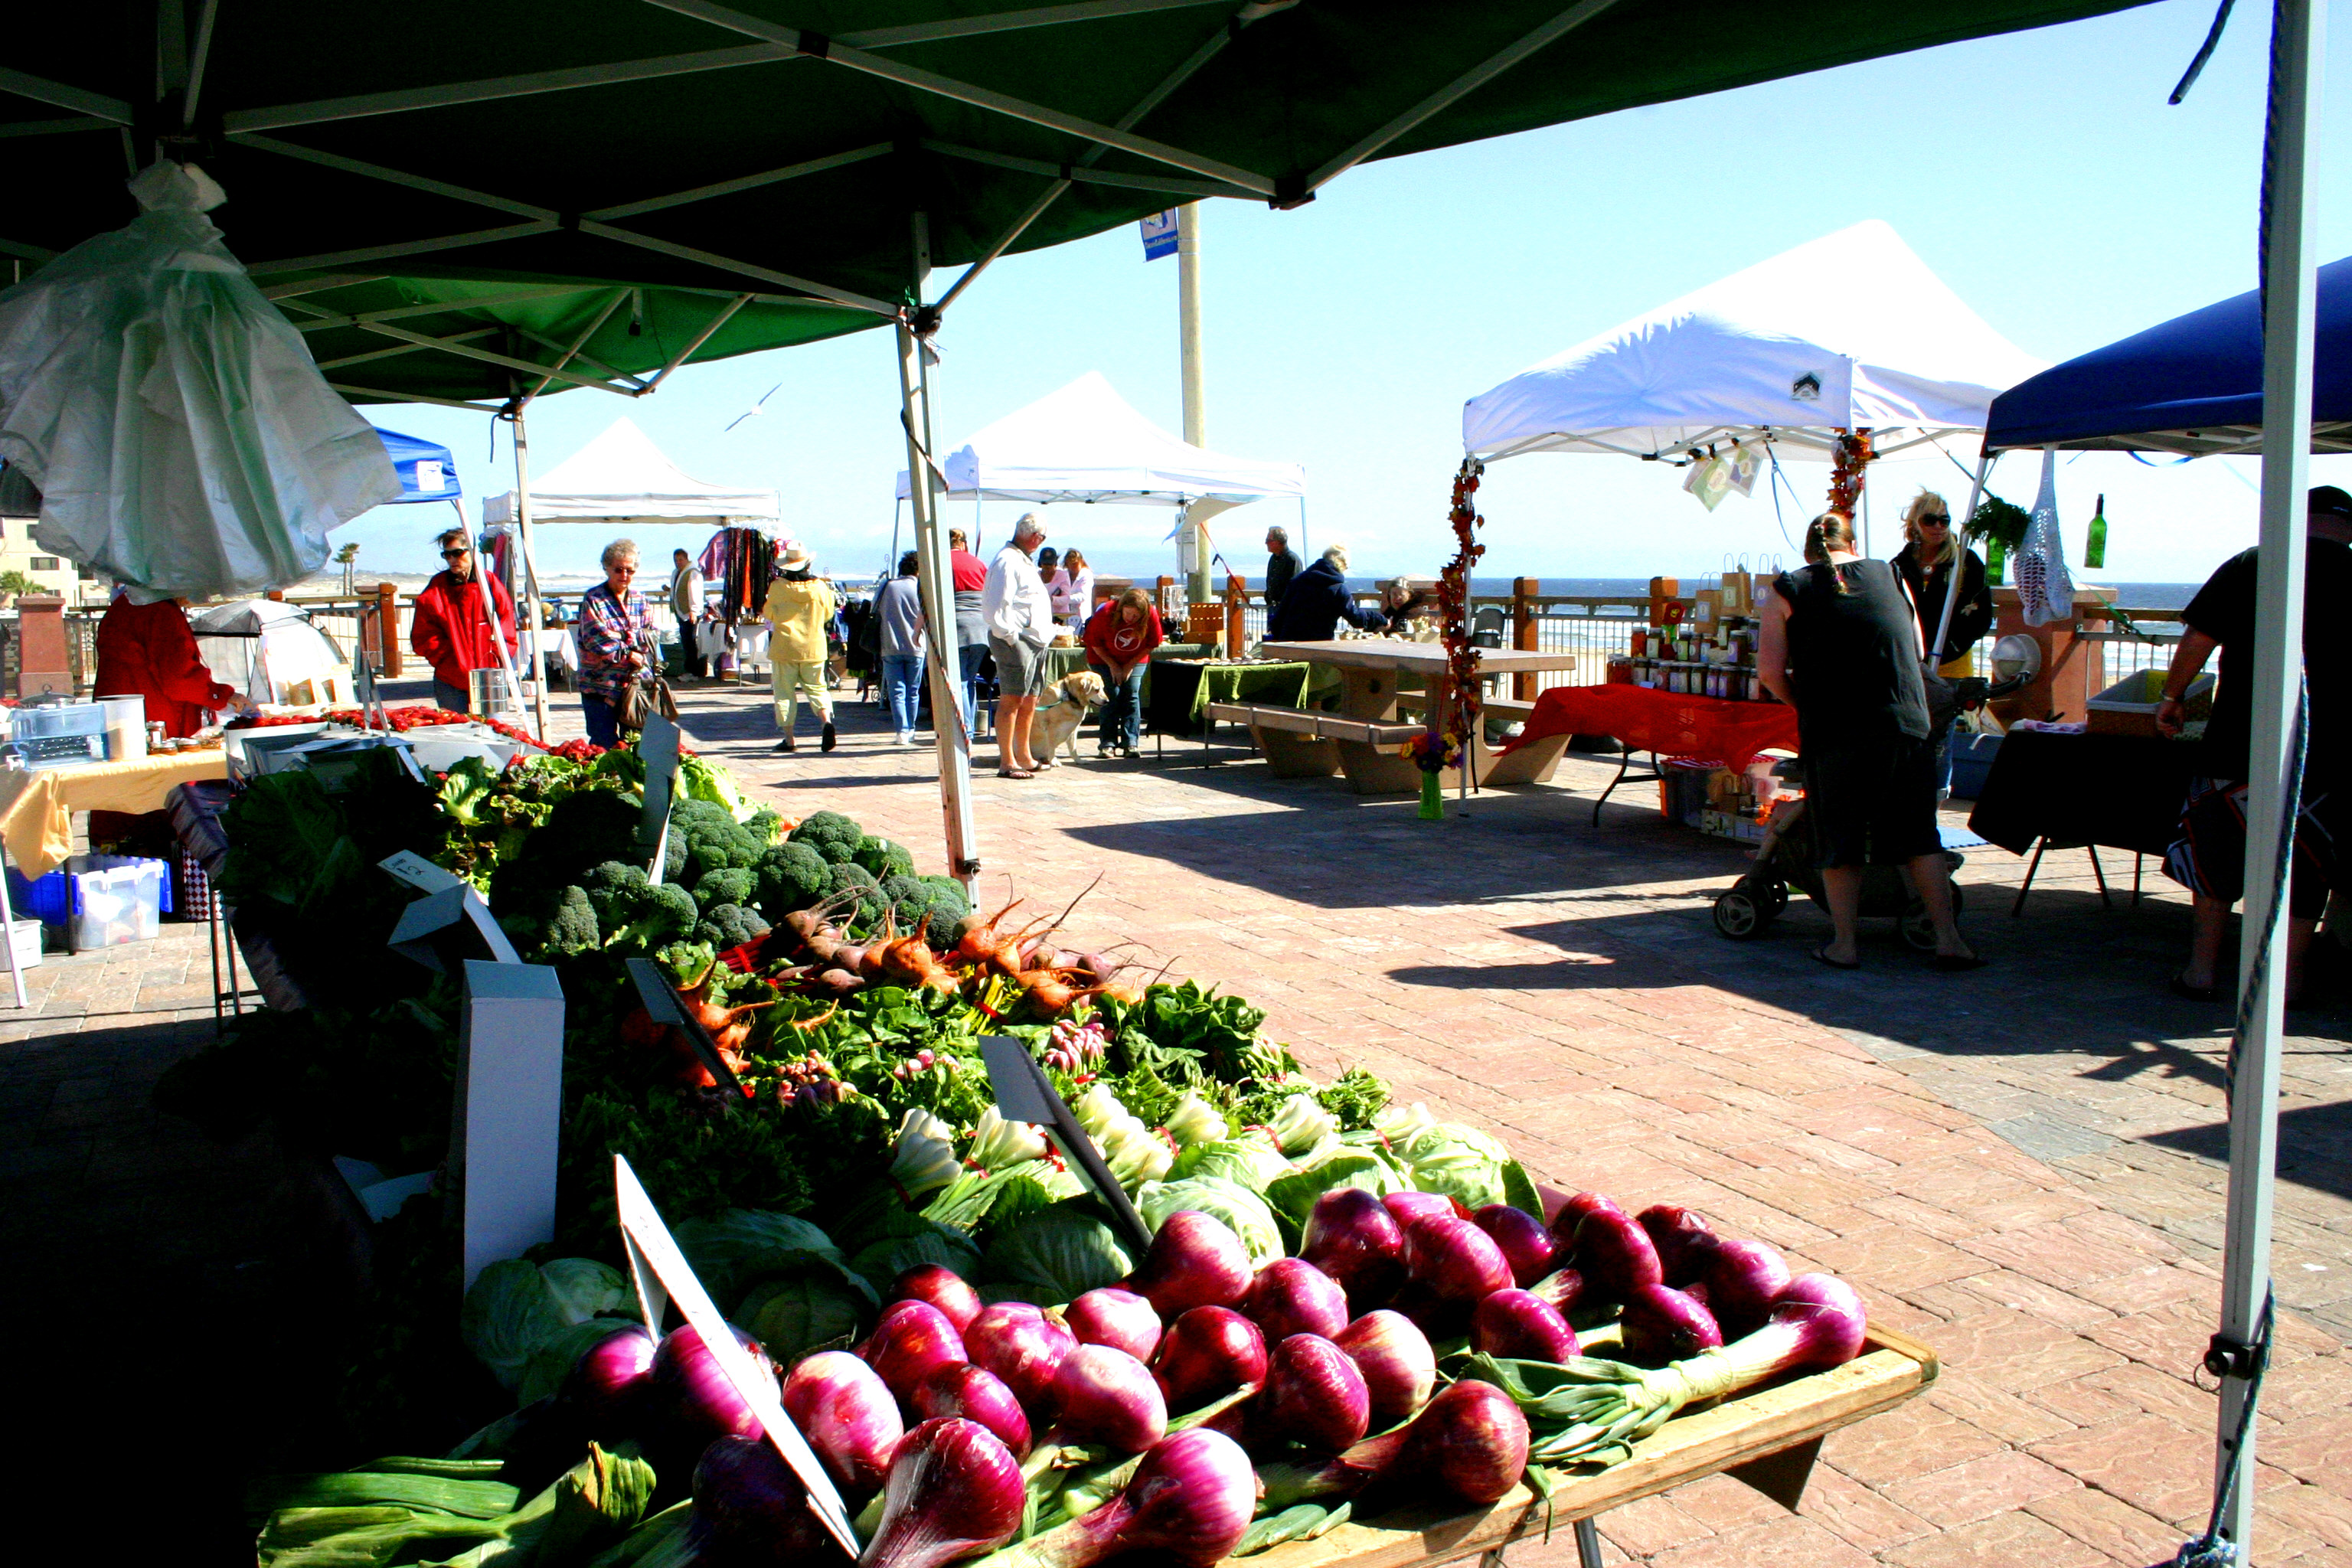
[989,634,1048,698]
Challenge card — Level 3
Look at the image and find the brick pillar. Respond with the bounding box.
[15,595,69,697]
[1223,573,1245,658]
[1512,577,1538,700]
[378,582,403,676]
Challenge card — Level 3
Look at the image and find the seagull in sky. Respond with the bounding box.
[725,383,782,432]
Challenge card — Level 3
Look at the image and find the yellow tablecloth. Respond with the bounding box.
[0,752,230,877]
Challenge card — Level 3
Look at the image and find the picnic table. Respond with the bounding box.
[1145,658,1313,738]
[1250,640,1586,793]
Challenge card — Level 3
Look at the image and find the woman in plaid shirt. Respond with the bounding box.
[577,538,652,746]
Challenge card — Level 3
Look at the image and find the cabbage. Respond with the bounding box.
[459,1257,632,1391]
[982,1198,1137,1303]
[518,1318,636,1405]
[1171,1136,1291,1193]
[1263,1147,1410,1227]
[848,1223,986,1295]
[740,1273,871,1361]
[671,1209,873,1315]
[1135,1175,1285,1266]
[1390,1121,1517,1210]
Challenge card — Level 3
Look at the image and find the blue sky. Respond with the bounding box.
[346,0,2350,586]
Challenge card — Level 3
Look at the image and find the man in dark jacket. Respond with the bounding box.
[1265,544,1389,642]
[1264,526,1302,606]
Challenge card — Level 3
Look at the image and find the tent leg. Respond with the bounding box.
[897,319,981,897]
[511,410,553,744]
[2210,1,2324,1558]
[1932,452,1994,661]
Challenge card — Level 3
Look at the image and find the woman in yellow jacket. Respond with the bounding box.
[763,541,838,753]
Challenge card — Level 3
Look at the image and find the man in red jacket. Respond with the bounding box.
[93,590,236,740]
[410,527,518,711]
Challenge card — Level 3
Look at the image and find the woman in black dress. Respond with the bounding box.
[1756,513,1982,972]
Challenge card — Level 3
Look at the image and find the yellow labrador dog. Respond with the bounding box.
[1030,670,1106,765]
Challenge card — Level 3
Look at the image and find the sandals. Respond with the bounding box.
[995,768,1033,780]
[1932,953,1990,972]
[1809,944,1860,971]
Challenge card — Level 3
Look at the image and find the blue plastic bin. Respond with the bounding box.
[1949,733,2003,800]
[6,854,174,946]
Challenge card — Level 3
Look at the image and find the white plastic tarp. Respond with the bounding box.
[1462,220,2047,462]
[0,162,402,601]
[484,415,777,527]
[894,371,1305,507]
[192,598,353,707]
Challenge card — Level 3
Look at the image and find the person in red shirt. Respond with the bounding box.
[93,590,236,740]
[1081,587,1164,757]
[948,528,990,733]
[409,526,518,711]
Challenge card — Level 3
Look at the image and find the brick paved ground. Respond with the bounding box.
[3,675,2345,1566]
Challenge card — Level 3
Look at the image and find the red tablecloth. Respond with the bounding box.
[1499,684,1799,769]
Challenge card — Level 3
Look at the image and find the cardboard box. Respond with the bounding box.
[2086,668,2213,738]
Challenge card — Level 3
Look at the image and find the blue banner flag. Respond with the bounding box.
[1139,210,1178,261]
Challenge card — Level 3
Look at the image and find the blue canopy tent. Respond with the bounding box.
[1983,256,2351,456]
[1958,243,2344,1560]
[374,426,462,504]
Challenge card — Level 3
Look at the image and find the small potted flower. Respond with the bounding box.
[1398,727,1461,820]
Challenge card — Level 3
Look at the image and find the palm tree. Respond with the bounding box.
[335,542,360,598]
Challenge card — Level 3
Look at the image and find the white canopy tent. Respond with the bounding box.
[1462,220,2047,467]
[486,414,778,528]
[893,371,1305,565]
[193,598,354,708]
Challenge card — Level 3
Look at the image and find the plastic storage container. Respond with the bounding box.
[68,855,168,949]
[1949,732,2003,799]
[2086,668,2213,737]
[94,694,149,760]
[8,701,107,769]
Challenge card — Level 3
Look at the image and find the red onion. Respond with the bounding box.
[1768,1274,1868,1372]
[1401,1214,1511,1302]
[988,1429,1256,1568]
[1571,1209,1663,1300]
[1049,1344,1168,1453]
[693,1433,853,1566]
[893,1264,984,1333]
[859,1417,1024,1568]
[1372,1378,1530,1506]
[1260,1333,1370,1452]
[964,1302,1076,1413]
[1124,1212,1253,1320]
[1635,1204,1717,1287]
[1619,1284,1723,1364]
[1331,1309,1436,1425]
[647,1321,774,1465]
[858,1300,969,1406]
[1703,1238,1792,1338]
[1300,1189,1406,1309]
[780,1351,903,1500]
[1470,1289,1581,1363]
[557,1325,657,1441]
[1472,1204,1560,1289]
[1525,1266,1589,1315]
[1240,1257,1349,1344]
[1546,1191,1623,1251]
[912,1363,1032,1458]
[1063,1288,1161,1363]
[1383,1191,1468,1230]
[1151,1305,1266,1413]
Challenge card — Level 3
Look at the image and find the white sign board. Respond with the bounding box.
[612,1155,857,1553]
[638,712,682,881]
[457,960,566,1288]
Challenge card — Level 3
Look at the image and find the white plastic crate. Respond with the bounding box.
[69,855,165,949]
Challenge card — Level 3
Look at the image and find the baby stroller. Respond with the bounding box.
[1710,763,1965,949]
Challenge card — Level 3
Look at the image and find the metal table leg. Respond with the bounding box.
[1574,1516,1606,1566]
[2011,837,2049,916]
[2087,844,2112,909]
[1592,750,1646,826]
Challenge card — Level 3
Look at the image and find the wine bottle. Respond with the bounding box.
[1984,536,2006,586]
[2086,493,2108,569]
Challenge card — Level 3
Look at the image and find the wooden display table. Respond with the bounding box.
[1258,1325,1937,1568]
[1253,640,1586,793]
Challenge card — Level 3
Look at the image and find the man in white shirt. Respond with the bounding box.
[981,513,1054,776]
[668,547,707,678]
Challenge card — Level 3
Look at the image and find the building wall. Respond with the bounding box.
[0,514,99,602]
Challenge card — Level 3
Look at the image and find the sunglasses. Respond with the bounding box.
[1919,514,1952,527]
[442,548,469,559]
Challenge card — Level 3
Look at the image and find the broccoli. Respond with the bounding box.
[921,876,969,921]
[789,810,866,865]
[670,798,767,884]
[744,807,783,845]
[753,841,831,916]
[695,904,771,951]
[854,835,916,880]
[498,884,603,961]
[581,860,651,930]
[825,861,884,926]
[487,786,643,910]
[693,864,757,913]
[606,880,699,952]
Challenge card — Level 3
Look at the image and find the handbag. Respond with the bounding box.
[619,633,678,731]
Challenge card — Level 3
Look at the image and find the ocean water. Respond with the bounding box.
[1259,576,2204,612]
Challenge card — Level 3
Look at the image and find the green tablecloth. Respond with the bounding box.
[1144,660,1312,734]
[1044,645,1093,682]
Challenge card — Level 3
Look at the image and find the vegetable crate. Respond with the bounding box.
[1253,1325,1936,1568]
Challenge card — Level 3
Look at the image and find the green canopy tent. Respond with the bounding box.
[3,0,2157,899]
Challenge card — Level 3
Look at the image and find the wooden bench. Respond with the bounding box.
[1202,701,1424,784]
[1391,691,1570,787]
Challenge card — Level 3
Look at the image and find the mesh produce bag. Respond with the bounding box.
[2016,447,2076,628]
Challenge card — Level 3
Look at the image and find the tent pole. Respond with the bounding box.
[511,407,552,743]
[1178,202,1209,603]
[898,317,980,896]
[2213,1,2324,1557]
[1932,452,1994,662]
